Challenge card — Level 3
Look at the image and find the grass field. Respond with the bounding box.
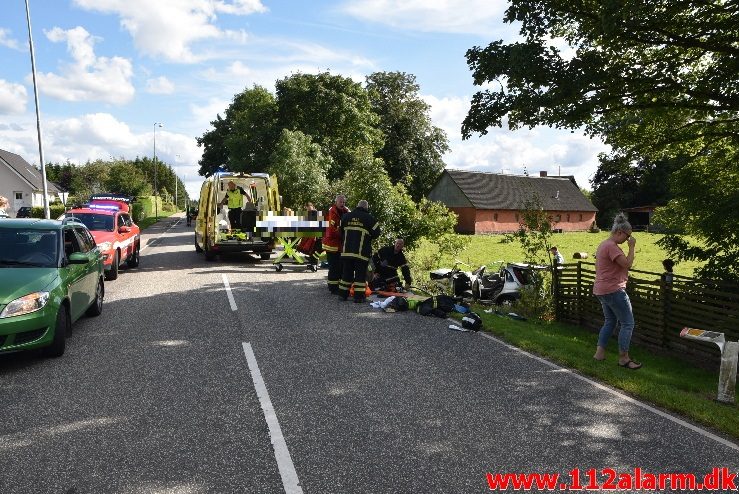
[409,231,703,277]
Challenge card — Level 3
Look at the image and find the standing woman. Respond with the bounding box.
[593,213,641,369]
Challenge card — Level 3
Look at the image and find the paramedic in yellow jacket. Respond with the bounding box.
[338,199,380,303]
[221,181,252,231]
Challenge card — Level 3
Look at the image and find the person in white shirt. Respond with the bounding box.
[550,246,565,265]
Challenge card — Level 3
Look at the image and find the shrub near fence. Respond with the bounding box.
[553,262,739,370]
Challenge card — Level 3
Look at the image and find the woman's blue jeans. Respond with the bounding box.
[596,289,635,353]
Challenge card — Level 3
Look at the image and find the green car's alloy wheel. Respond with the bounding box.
[86,278,104,317]
[105,251,119,280]
[43,305,69,358]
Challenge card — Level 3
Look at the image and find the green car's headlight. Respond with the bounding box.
[0,292,50,318]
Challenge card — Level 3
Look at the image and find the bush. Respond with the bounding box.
[131,202,145,223]
[31,205,66,219]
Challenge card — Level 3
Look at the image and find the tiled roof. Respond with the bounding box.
[445,169,597,212]
[0,148,60,193]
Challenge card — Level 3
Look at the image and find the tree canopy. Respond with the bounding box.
[365,71,448,201]
[463,0,739,281]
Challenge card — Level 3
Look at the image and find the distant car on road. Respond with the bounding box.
[15,206,32,218]
[0,218,104,357]
[60,194,140,280]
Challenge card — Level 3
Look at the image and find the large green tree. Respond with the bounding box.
[365,71,449,201]
[337,154,457,250]
[463,0,739,281]
[267,129,332,210]
[197,86,278,176]
[275,72,383,181]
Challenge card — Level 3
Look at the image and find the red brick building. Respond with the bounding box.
[427,169,598,234]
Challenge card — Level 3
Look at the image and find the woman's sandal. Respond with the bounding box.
[618,359,642,370]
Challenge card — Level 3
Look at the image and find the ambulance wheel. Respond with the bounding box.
[204,241,216,261]
[275,263,283,272]
[194,234,203,253]
[308,264,318,272]
[260,252,271,260]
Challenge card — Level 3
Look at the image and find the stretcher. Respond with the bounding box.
[256,214,325,272]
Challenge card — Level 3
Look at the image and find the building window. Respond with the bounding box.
[555,214,561,222]
[493,213,498,221]
[15,192,23,200]
[579,213,583,221]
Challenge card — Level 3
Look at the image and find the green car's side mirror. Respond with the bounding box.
[67,252,89,264]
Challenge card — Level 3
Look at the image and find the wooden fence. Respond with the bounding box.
[553,262,739,370]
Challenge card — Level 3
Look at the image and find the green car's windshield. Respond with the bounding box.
[64,213,115,232]
[0,229,59,268]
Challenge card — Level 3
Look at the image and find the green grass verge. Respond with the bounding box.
[464,309,739,441]
[137,211,177,230]
[411,232,704,276]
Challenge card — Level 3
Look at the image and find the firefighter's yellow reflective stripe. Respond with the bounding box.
[371,222,379,232]
[399,263,408,269]
[328,280,339,286]
[433,297,438,309]
[323,244,338,252]
[354,282,366,288]
[339,280,351,287]
[343,225,369,234]
[340,252,370,261]
[330,219,336,226]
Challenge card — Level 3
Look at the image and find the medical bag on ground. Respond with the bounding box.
[461,312,483,331]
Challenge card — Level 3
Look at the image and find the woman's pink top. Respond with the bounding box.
[593,239,629,295]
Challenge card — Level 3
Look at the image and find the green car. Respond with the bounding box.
[0,218,104,357]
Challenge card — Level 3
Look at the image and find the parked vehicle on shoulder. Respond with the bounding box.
[0,218,104,357]
[471,262,549,305]
[60,194,140,280]
[15,206,32,218]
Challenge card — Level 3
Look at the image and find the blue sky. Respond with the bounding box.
[0,0,608,198]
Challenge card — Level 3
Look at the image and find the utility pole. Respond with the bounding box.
[25,0,50,219]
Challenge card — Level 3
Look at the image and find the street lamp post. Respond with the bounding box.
[153,122,163,220]
[175,154,181,210]
[25,0,50,219]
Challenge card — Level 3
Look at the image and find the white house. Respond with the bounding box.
[0,148,62,217]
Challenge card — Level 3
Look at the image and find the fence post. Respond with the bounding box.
[660,274,669,349]
[576,261,583,325]
[552,265,560,321]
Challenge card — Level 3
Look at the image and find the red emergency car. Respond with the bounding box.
[62,194,141,280]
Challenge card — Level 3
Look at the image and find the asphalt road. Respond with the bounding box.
[2,215,738,494]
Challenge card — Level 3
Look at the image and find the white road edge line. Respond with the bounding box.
[478,331,739,452]
[222,274,238,311]
[140,218,182,252]
[242,342,303,494]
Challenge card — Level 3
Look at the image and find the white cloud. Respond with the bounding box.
[0,28,21,50]
[146,76,175,94]
[339,0,510,36]
[422,94,608,189]
[73,0,267,62]
[38,26,134,105]
[0,80,28,114]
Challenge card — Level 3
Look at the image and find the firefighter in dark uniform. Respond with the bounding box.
[372,238,412,291]
[338,199,380,303]
[323,194,350,293]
